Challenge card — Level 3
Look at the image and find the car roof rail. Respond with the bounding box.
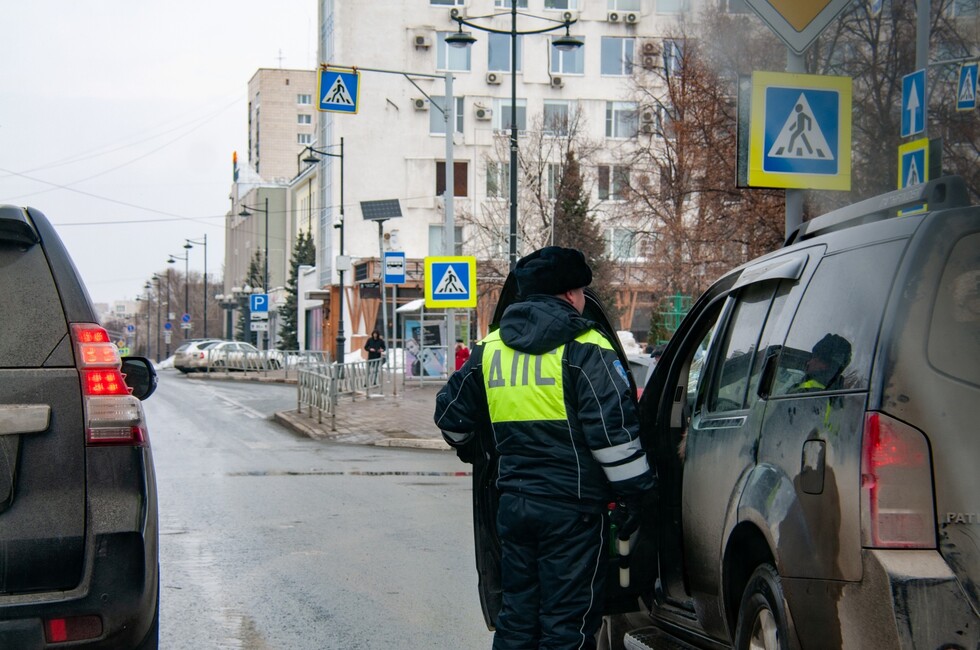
[0,205,40,246]
[784,176,970,246]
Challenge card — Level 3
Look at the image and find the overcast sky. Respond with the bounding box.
[0,1,317,306]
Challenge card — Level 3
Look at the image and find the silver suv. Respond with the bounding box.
[623,177,978,649]
[0,206,159,648]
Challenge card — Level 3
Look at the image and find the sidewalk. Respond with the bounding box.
[187,370,450,450]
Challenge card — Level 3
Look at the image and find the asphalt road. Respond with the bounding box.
[145,370,489,649]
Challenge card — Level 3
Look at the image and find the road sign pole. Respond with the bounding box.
[917,0,930,139]
[785,50,806,238]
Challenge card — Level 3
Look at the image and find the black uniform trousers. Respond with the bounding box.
[493,492,609,650]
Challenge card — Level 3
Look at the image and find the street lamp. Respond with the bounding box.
[184,235,208,338]
[215,293,239,340]
[446,7,582,270]
[301,139,346,364]
[238,197,270,293]
[168,251,189,339]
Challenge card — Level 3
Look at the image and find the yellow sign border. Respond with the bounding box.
[749,71,852,191]
[424,256,477,309]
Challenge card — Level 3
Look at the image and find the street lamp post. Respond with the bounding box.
[151,275,163,363]
[168,251,190,339]
[215,293,238,340]
[184,235,208,338]
[239,198,271,350]
[301,139,346,364]
[446,7,581,270]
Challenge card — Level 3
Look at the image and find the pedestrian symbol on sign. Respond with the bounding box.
[768,95,832,161]
[325,76,354,107]
[434,266,466,294]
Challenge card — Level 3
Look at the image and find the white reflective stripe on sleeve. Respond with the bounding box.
[602,455,651,483]
[592,438,643,465]
[442,429,470,444]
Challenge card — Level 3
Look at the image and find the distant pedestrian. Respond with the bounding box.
[455,338,470,371]
[364,330,386,383]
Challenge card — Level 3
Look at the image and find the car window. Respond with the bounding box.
[773,240,905,395]
[0,243,69,367]
[928,232,980,386]
[706,284,776,412]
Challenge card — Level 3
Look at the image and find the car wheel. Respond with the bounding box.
[734,563,793,650]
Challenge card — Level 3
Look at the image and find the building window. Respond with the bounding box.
[598,165,630,200]
[431,0,465,4]
[494,98,527,131]
[429,224,464,256]
[438,32,473,71]
[547,163,564,199]
[664,39,684,77]
[487,160,510,198]
[298,114,312,125]
[601,37,634,76]
[551,36,585,75]
[488,33,523,73]
[948,0,978,15]
[496,0,528,6]
[606,227,638,259]
[606,102,637,139]
[609,0,641,8]
[543,100,573,136]
[657,0,690,12]
[298,133,313,145]
[430,96,465,135]
[545,0,579,8]
[297,94,312,105]
[436,161,469,197]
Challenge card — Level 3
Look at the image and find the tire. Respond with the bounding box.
[734,563,794,650]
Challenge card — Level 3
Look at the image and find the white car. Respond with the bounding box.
[206,341,282,371]
[173,339,222,373]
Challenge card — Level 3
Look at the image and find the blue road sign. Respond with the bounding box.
[902,69,926,137]
[425,257,476,309]
[250,294,269,312]
[384,252,406,285]
[318,67,360,114]
[181,312,191,323]
[126,324,135,333]
[164,322,173,331]
[762,86,841,176]
[957,62,977,112]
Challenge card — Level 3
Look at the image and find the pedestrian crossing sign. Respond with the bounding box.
[957,62,977,112]
[318,66,360,114]
[748,71,851,190]
[897,138,929,215]
[425,256,476,309]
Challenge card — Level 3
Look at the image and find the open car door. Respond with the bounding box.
[471,274,657,629]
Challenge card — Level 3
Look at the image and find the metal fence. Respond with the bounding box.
[203,349,332,379]
[296,358,385,430]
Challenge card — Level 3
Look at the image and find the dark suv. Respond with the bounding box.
[0,206,159,648]
[621,177,978,649]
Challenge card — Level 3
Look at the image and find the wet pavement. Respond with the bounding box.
[187,370,451,451]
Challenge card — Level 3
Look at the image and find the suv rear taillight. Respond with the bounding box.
[71,323,148,447]
[860,412,935,548]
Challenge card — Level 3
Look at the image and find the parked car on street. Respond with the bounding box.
[0,205,159,648]
[173,338,221,373]
[622,177,979,649]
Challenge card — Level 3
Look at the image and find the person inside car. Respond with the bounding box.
[793,333,852,392]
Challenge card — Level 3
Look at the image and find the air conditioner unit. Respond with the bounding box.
[486,72,502,85]
[607,11,621,22]
[450,7,467,19]
[550,76,564,88]
[475,105,492,120]
[625,12,639,24]
[641,40,660,56]
[412,98,428,111]
[642,55,658,70]
[413,34,431,49]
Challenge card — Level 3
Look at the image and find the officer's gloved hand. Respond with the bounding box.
[610,495,643,540]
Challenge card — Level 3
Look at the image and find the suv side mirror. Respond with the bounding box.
[121,357,158,400]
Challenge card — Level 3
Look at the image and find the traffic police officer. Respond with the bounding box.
[434,246,656,649]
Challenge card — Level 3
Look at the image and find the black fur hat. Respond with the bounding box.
[514,246,593,297]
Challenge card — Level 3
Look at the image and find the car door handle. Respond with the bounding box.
[0,404,51,435]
